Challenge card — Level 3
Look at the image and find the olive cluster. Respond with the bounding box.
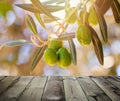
[43,40,71,68]
[65,7,98,46]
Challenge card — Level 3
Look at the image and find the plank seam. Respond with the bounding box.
[90,77,112,101]
[61,77,65,101]
[100,77,120,91]
[76,77,89,101]
[16,77,34,101]
[0,76,6,82]
[111,76,120,81]
[0,77,20,95]
[63,77,88,101]
[41,76,48,101]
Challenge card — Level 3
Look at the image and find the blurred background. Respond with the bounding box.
[0,0,120,76]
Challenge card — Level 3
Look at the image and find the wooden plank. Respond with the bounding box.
[91,76,120,101]
[42,76,65,101]
[105,76,120,89]
[0,76,19,95]
[116,76,120,79]
[18,76,47,101]
[0,76,6,81]
[0,76,33,101]
[63,76,88,101]
[77,77,111,101]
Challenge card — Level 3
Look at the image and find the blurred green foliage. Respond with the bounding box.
[0,0,13,17]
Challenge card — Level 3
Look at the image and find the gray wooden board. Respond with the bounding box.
[91,76,120,101]
[105,76,120,89]
[0,76,120,101]
[63,76,88,101]
[42,76,65,101]
[104,76,120,97]
[0,76,33,101]
[0,76,6,81]
[116,76,120,79]
[18,76,47,101]
[0,76,19,94]
[114,76,120,80]
[77,77,111,101]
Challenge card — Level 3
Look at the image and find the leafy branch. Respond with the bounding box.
[1,0,120,71]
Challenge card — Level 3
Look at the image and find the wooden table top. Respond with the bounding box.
[0,76,120,101]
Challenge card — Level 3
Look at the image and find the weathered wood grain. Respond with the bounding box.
[0,76,33,101]
[0,76,19,95]
[0,76,6,81]
[77,77,111,101]
[18,76,47,101]
[63,76,88,101]
[114,76,120,80]
[0,76,120,101]
[105,76,120,89]
[91,76,120,101]
[42,76,65,101]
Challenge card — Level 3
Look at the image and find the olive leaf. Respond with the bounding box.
[56,0,65,4]
[100,0,113,14]
[35,13,46,28]
[43,15,60,23]
[118,0,120,4]
[115,0,120,13]
[88,25,104,65]
[111,0,120,23]
[16,4,41,13]
[31,45,47,71]
[0,1,13,17]
[68,39,77,65]
[57,33,75,40]
[26,15,38,35]
[65,0,70,10]
[45,5,64,12]
[5,40,30,46]
[79,4,89,24]
[31,0,57,21]
[0,40,30,49]
[94,5,108,43]
[95,0,113,14]
[43,0,65,4]
[16,4,64,13]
